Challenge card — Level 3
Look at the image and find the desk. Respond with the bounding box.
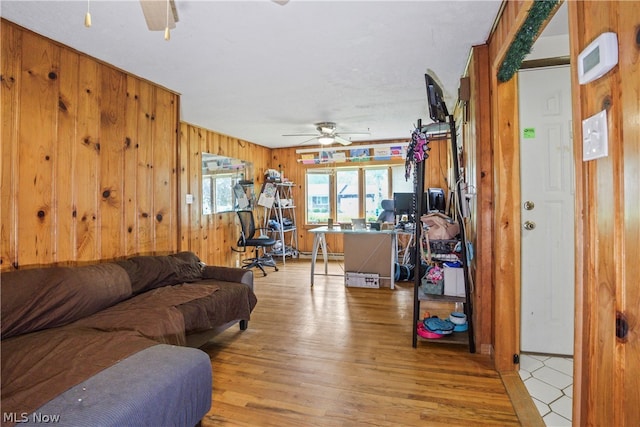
[309,226,398,289]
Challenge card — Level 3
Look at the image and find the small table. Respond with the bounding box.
[308,226,398,289]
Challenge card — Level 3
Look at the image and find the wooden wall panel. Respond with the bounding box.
[1,23,21,269]
[481,0,639,422]
[75,55,101,262]
[56,47,79,262]
[0,20,179,269]
[16,31,59,265]
[123,77,139,256]
[485,0,533,372]
[134,80,155,254]
[488,0,531,69]
[152,88,178,252]
[464,44,493,355]
[99,66,127,260]
[568,2,640,425]
[178,122,272,267]
[619,2,640,425]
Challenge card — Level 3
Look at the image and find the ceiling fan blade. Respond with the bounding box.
[282,133,318,137]
[297,136,319,145]
[140,0,178,31]
[334,135,353,146]
[272,0,290,5]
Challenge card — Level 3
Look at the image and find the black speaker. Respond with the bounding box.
[459,77,470,102]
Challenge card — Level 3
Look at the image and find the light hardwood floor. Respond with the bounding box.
[200,260,521,426]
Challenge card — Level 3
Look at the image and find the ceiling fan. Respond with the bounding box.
[283,122,370,146]
[138,0,289,33]
[139,0,179,31]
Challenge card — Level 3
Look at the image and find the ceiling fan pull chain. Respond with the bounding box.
[84,0,92,28]
[164,0,171,41]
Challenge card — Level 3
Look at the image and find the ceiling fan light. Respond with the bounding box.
[318,136,334,145]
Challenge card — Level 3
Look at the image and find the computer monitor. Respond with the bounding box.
[393,192,429,221]
[427,188,446,213]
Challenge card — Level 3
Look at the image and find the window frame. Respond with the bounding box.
[304,162,407,225]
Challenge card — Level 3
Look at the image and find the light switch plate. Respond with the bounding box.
[186,194,194,204]
[582,109,608,161]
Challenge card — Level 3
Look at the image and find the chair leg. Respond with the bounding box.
[240,247,278,276]
[257,263,267,276]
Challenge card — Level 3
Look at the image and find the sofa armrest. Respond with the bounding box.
[202,265,253,288]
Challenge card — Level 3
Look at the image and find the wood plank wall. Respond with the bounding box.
[463,44,493,355]
[178,122,272,267]
[1,20,179,270]
[481,0,640,424]
[568,2,640,425]
[271,139,448,255]
[485,0,532,373]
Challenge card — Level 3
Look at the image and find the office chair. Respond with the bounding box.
[377,199,395,223]
[232,210,278,276]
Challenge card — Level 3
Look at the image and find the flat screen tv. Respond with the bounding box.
[425,73,448,123]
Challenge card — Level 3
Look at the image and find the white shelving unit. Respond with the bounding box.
[262,182,299,264]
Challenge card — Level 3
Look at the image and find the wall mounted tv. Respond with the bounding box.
[425,73,449,123]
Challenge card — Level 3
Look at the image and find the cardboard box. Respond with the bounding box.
[444,266,465,297]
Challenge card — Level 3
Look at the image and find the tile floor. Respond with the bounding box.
[519,353,573,426]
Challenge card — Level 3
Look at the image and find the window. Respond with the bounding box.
[305,164,411,224]
[201,153,253,214]
[364,168,389,221]
[215,175,234,212]
[336,169,359,222]
[306,171,331,223]
[202,173,239,214]
[391,165,413,193]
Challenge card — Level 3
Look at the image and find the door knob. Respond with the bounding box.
[524,201,535,210]
[523,221,536,230]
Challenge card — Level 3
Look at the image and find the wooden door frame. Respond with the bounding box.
[488,1,580,371]
[488,1,587,423]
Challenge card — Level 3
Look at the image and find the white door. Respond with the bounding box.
[519,66,574,355]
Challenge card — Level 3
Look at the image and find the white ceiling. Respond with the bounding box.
[1,0,507,148]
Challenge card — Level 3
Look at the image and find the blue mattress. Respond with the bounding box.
[24,344,212,427]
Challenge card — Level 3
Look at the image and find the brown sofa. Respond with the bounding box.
[0,252,257,427]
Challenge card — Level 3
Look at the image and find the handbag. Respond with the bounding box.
[420,212,460,240]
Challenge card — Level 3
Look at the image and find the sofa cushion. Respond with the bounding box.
[177,280,258,335]
[115,252,204,295]
[1,326,156,421]
[1,263,132,339]
[71,283,221,346]
[25,344,212,427]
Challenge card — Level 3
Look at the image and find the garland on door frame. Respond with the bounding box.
[497,0,559,82]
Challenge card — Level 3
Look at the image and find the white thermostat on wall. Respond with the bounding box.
[578,32,618,84]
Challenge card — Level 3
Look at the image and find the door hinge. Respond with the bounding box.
[513,354,520,364]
